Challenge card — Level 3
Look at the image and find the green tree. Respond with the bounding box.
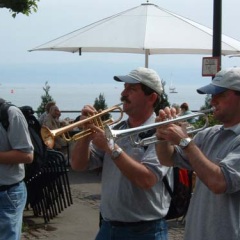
[93,93,111,121]
[193,94,220,129]
[200,94,212,111]
[0,0,39,17]
[37,81,55,117]
[160,80,170,108]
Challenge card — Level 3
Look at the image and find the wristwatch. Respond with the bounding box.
[111,147,123,160]
[179,137,192,149]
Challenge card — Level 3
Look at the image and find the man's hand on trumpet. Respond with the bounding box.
[80,105,114,153]
[89,125,114,154]
[155,107,189,145]
[80,104,98,138]
[81,104,97,119]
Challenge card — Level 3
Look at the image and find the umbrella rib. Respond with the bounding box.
[156,5,214,39]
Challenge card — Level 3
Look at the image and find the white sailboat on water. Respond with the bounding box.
[169,82,178,93]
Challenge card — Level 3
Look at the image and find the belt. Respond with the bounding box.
[0,181,22,192]
[109,219,161,227]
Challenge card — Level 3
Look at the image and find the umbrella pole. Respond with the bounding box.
[145,49,149,68]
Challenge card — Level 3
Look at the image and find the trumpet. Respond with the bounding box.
[41,103,123,148]
[105,111,210,147]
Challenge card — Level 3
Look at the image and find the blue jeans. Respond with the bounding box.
[0,181,27,240]
[95,219,168,240]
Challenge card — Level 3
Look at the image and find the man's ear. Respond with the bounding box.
[149,92,158,105]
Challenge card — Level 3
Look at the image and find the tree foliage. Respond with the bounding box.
[0,0,39,17]
[154,80,170,115]
[37,81,55,117]
[160,80,170,107]
[93,93,111,121]
[200,94,212,111]
[193,94,221,129]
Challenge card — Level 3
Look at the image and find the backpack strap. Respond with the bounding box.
[163,174,174,198]
[138,129,156,151]
[139,129,156,139]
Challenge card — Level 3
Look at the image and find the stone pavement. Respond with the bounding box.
[21,168,185,240]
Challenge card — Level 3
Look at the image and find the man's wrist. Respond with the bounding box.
[179,137,192,149]
[111,147,123,160]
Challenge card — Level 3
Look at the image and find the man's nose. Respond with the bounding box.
[121,88,128,96]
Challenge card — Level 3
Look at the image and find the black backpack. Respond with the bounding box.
[20,106,47,179]
[0,100,47,180]
[163,168,193,220]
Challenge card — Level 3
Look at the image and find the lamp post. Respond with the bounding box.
[212,0,222,70]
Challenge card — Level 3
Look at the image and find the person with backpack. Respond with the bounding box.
[155,67,240,240]
[71,67,172,240]
[0,99,34,240]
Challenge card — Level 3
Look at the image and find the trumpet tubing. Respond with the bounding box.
[41,103,123,148]
[105,111,210,147]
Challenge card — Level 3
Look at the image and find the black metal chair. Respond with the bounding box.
[24,149,73,224]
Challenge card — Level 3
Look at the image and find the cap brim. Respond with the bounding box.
[196,84,227,95]
[114,75,139,84]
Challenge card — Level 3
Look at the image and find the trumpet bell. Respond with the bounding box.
[41,126,55,149]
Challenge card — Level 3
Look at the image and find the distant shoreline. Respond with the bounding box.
[0,83,206,119]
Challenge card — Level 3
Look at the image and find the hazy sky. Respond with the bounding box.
[1,0,240,90]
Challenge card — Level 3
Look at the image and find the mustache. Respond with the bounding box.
[120,96,131,103]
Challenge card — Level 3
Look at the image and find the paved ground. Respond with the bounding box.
[21,168,185,240]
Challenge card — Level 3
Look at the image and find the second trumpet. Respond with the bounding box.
[105,111,209,147]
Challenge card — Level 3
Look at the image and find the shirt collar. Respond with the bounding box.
[223,123,240,135]
[142,112,156,126]
[127,112,156,128]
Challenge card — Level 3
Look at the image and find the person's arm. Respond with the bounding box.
[155,108,227,194]
[155,107,176,166]
[71,137,92,171]
[71,105,97,171]
[71,105,158,189]
[90,125,158,189]
[111,147,158,189]
[181,142,227,194]
[155,141,175,167]
[4,106,34,164]
[0,150,33,164]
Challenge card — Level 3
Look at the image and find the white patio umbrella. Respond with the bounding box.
[30,2,240,67]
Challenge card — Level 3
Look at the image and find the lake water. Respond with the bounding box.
[0,82,206,120]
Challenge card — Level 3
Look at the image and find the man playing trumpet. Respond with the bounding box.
[155,67,240,240]
[71,67,171,240]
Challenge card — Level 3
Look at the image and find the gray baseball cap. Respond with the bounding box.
[114,67,163,95]
[197,67,240,95]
